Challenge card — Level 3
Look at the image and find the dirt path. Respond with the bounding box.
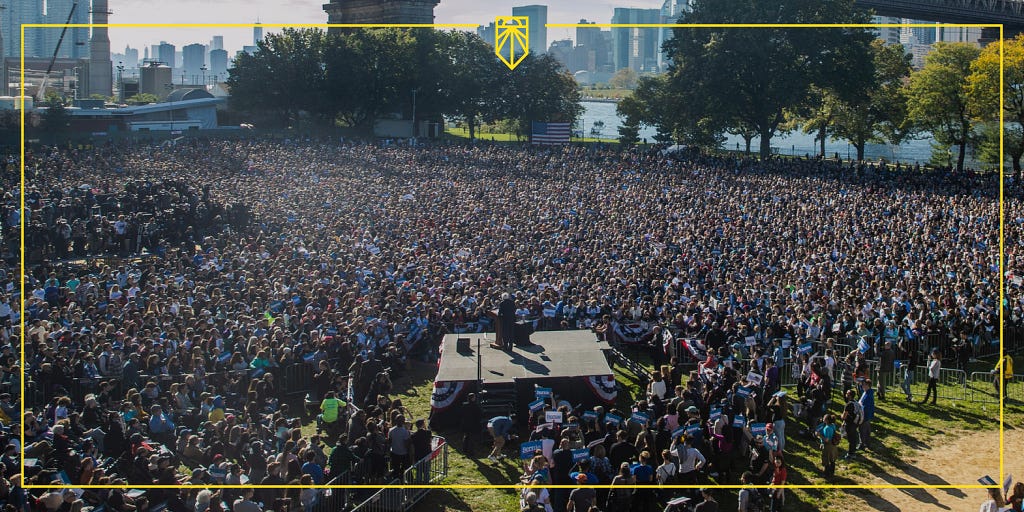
[842,427,1022,511]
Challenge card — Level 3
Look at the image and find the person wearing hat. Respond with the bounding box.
[566,473,596,511]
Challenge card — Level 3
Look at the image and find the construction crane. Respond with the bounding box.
[35,1,78,102]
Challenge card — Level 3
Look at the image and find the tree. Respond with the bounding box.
[968,34,1022,173]
[438,31,505,140]
[42,102,71,135]
[609,68,639,90]
[323,28,417,130]
[228,28,328,127]
[125,93,159,105]
[501,53,582,140]
[832,39,912,161]
[907,42,982,172]
[662,0,874,159]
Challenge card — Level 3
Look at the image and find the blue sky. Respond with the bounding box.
[109,0,663,59]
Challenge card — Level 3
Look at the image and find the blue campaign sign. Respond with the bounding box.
[858,338,870,353]
[630,411,650,425]
[582,410,598,421]
[535,387,553,399]
[736,386,752,398]
[605,414,623,427]
[710,407,722,421]
[529,399,545,412]
[751,423,767,436]
[798,342,813,355]
[733,414,746,428]
[685,424,701,436]
[572,448,589,463]
[521,440,543,459]
[672,426,687,439]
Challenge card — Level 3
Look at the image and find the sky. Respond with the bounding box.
[107,0,666,60]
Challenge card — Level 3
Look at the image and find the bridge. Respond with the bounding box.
[855,0,1024,37]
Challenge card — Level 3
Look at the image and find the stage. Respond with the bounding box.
[430,330,618,425]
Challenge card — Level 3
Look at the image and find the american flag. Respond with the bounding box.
[531,122,571,144]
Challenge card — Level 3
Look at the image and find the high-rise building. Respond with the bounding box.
[88,0,112,97]
[2,0,43,58]
[323,0,439,34]
[872,16,902,46]
[575,19,610,73]
[936,25,982,45]
[911,22,936,45]
[512,5,547,55]
[209,48,228,82]
[659,0,690,71]
[42,0,89,59]
[157,42,175,67]
[254,23,263,46]
[477,22,496,46]
[182,43,206,85]
[611,8,659,72]
[210,35,224,51]
[548,39,573,70]
[123,46,139,69]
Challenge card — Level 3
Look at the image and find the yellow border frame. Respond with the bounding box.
[19,22,1003,493]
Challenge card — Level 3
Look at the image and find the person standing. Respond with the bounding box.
[840,390,861,459]
[498,293,517,351]
[877,341,895,400]
[922,349,941,405]
[694,488,720,512]
[858,379,875,452]
[994,353,1014,399]
[815,414,838,477]
[387,415,412,480]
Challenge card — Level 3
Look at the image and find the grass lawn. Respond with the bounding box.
[443,127,621,144]
[579,88,632,100]
[310,352,1022,512]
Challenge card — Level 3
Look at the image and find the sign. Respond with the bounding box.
[746,372,763,385]
[495,16,529,70]
[545,410,563,424]
[630,411,650,426]
[521,440,543,459]
[857,338,870,353]
[745,336,757,346]
[605,413,622,427]
[1005,474,1014,497]
[750,423,767,436]
[535,387,552,399]
[732,414,745,428]
[736,386,752,398]
[685,423,701,436]
[798,342,813,355]
[672,426,687,439]
[582,410,598,421]
[528,399,545,413]
[709,407,722,421]
[572,448,589,463]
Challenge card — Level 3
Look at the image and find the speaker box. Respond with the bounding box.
[456,337,472,353]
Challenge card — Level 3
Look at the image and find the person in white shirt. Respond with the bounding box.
[921,349,941,405]
[978,488,1006,512]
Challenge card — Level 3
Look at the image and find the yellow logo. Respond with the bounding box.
[495,16,529,70]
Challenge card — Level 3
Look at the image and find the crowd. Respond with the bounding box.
[6,138,1003,511]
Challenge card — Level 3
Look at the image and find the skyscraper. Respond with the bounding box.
[872,16,902,46]
[41,0,89,59]
[157,42,175,67]
[253,22,263,46]
[209,49,228,82]
[511,5,547,55]
[477,22,496,46]
[88,0,112,97]
[659,0,690,71]
[123,46,139,69]
[611,8,659,72]
[210,35,224,51]
[576,19,610,72]
[2,0,43,58]
[182,43,206,85]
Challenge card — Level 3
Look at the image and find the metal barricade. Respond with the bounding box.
[351,437,449,512]
[283,362,315,397]
[913,365,968,401]
[969,372,1000,403]
[1012,375,1024,402]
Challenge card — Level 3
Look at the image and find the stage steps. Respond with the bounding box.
[479,381,517,420]
[606,346,651,392]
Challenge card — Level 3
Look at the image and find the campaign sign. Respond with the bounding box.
[798,342,813,355]
[630,411,650,426]
[672,426,687,439]
[521,440,543,459]
[572,448,589,463]
[605,414,622,427]
[545,410,563,424]
[857,339,870,353]
[746,372,763,385]
[535,387,553,399]
[750,423,767,436]
[745,336,757,346]
[736,386,752,398]
[685,424,701,436]
[710,407,722,421]
[732,414,745,428]
[582,410,598,421]
[529,399,545,413]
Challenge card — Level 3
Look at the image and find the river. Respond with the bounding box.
[578,100,982,167]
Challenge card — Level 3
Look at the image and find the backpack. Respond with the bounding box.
[852,400,864,425]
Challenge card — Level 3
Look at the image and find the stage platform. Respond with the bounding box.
[436,330,613,384]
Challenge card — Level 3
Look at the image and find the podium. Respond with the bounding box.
[488,309,507,349]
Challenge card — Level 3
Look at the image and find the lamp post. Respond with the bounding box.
[200,65,207,86]
[411,87,419,146]
[116,62,125,102]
